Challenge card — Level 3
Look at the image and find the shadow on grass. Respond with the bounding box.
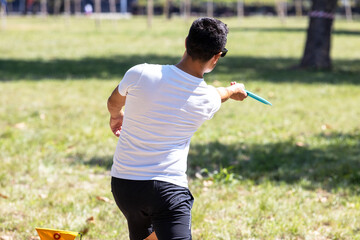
[82,131,360,192]
[1,55,359,84]
[189,131,360,192]
[0,55,178,81]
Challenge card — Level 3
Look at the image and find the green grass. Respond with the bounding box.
[0,16,360,239]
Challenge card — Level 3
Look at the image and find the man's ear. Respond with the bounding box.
[212,52,222,65]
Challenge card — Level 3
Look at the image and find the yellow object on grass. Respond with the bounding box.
[36,228,82,240]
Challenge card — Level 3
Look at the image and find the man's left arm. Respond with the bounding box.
[107,86,126,137]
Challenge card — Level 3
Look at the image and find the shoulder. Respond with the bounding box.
[118,64,148,95]
[125,63,164,77]
[125,64,147,77]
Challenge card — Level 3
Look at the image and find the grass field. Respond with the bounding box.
[0,16,360,240]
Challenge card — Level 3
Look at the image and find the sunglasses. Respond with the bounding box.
[221,48,228,57]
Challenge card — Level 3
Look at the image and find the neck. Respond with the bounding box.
[175,53,206,79]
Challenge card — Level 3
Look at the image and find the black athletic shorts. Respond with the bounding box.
[111,177,194,240]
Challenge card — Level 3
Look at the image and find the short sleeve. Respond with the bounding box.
[206,85,221,120]
[118,64,146,96]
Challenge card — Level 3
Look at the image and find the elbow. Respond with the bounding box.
[107,96,115,112]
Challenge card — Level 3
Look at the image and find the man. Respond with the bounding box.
[107,17,247,240]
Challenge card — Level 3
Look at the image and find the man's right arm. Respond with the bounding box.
[216,82,247,103]
[107,86,126,137]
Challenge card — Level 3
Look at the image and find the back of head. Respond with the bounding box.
[186,17,229,62]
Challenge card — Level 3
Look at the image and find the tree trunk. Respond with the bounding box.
[1,2,6,30]
[53,0,61,15]
[0,1,5,14]
[109,0,116,13]
[95,0,101,13]
[275,1,287,24]
[74,0,81,14]
[184,0,191,20]
[300,0,337,69]
[64,0,71,15]
[206,0,213,18]
[147,0,153,28]
[295,0,302,16]
[164,0,171,19]
[237,0,244,21]
[41,0,47,16]
[94,0,101,27]
[344,0,352,21]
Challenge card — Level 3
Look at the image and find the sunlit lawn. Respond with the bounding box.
[0,16,360,239]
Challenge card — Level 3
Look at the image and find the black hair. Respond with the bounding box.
[186,17,229,62]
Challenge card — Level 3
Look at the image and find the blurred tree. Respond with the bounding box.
[147,0,153,27]
[295,0,302,16]
[95,0,101,13]
[164,0,171,18]
[300,0,337,69]
[342,0,353,21]
[53,0,61,14]
[275,0,287,23]
[184,0,191,19]
[64,0,70,14]
[0,0,6,26]
[237,0,244,20]
[40,0,47,15]
[109,0,116,13]
[74,0,81,14]
[207,0,213,17]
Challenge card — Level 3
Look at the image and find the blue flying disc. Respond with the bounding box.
[246,90,272,106]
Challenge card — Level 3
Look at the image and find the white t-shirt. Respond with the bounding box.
[111,63,221,188]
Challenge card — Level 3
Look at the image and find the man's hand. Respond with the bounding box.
[110,112,124,137]
[107,86,126,137]
[229,82,247,101]
[216,82,247,103]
